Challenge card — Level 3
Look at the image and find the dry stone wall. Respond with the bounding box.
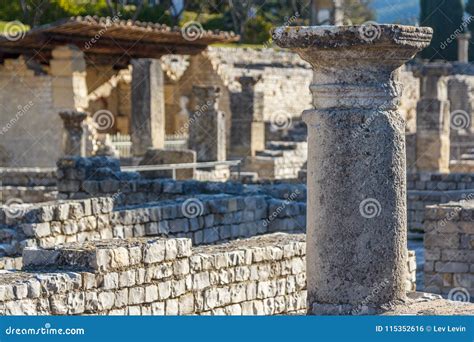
[407,173,474,234]
[0,233,307,315]
[0,232,417,315]
[0,193,305,258]
[423,202,474,298]
[0,168,58,204]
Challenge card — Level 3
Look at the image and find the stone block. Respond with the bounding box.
[143,240,166,264]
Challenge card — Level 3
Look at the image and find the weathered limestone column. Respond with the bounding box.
[273,25,432,314]
[188,86,226,162]
[131,59,165,156]
[230,76,265,158]
[414,63,451,173]
[59,110,87,156]
[458,32,471,63]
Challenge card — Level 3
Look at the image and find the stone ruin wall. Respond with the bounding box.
[0,168,57,204]
[0,234,307,315]
[407,173,474,234]
[243,142,308,180]
[0,194,305,258]
[4,156,474,239]
[0,155,418,315]
[423,202,474,298]
[0,230,416,316]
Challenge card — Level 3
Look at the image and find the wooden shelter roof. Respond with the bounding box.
[0,16,239,66]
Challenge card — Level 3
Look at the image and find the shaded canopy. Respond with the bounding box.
[0,16,239,67]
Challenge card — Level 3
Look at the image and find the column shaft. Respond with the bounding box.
[131,59,165,156]
[273,25,432,314]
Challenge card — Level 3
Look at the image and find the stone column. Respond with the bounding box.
[273,25,432,314]
[59,110,87,156]
[414,63,451,173]
[131,59,165,156]
[458,32,471,63]
[230,76,265,158]
[188,86,226,162]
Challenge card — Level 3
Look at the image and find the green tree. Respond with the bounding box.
[420,0,465,61]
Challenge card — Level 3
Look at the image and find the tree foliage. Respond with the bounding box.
[0,0,375,43]
[420,0,465,61]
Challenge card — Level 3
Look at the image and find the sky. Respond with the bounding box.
[372,0,420,25]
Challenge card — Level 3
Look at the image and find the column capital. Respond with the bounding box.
[273,25,432,110]
[59,110,87,156]
[192,85,220,107]
[59,110,87,129]
[236,76,261,92]
[458,31,472,41]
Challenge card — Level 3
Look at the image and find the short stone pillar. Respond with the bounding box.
[188,86,226,162]
[457,32,471,63]
[131,59,166,156]
[59,110,87,156]
[414,63,451,173]
[273,25,432,314]
[230,76,265,158]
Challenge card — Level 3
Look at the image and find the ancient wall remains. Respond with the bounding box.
[0,231,417,315]
[0,234,307,315]
[407,173,474,234]
[0,168,58,203]
[0,193,305,257]
[423,202,474,298]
